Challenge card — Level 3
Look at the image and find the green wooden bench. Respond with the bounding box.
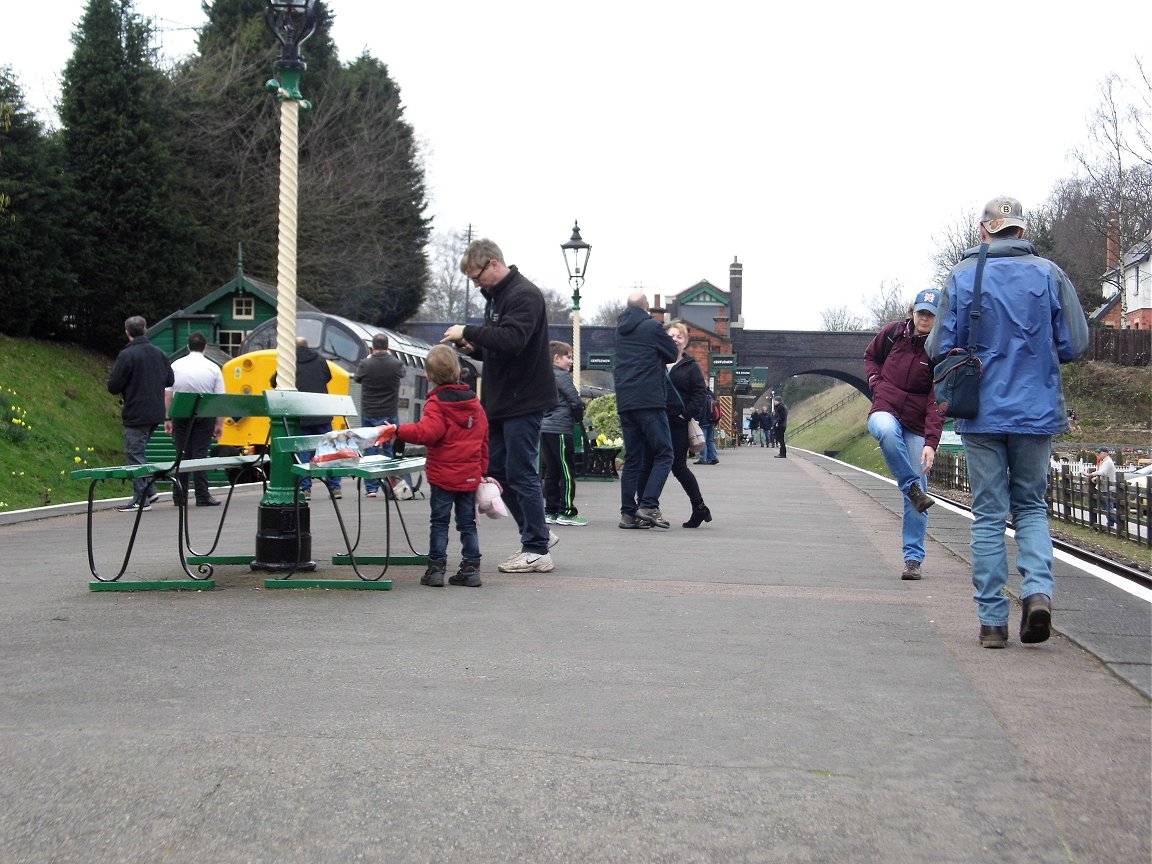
[267,429,427,587]
[73,391,276,588]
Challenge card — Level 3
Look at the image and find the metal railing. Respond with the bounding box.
[929,451,1150,547]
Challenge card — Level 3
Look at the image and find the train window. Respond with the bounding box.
[416,374,429,400]
[297,318,323,349]
[323,323,362,364]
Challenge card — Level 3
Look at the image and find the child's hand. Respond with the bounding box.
[374,424,397,445]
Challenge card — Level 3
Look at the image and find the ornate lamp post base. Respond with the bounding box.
[252,503,316,572]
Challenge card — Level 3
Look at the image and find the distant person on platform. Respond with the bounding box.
[1086,446,1117,529]
[613,292,678,529]
[271,338,342,500]
[443,238,557,574]
[928,195,1088,649]
[353,332,406,498]
[771,396,788,458]
[165,331,225,507]
[107,315,173,513]
[695,387,720,466]
[541,340,587,527]
[864,289,944,581]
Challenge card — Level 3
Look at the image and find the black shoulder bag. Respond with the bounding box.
[933,243,988,419]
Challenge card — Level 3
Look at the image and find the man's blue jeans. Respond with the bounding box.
[618,408,673,514]
[123,424,157,504]
[867,411,929,563]
[428,485,479,564]
[700,422,718,463]
[487,413,549,555]
[360,413,398,494]
[963,433,1054,627]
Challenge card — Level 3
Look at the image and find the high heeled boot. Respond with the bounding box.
[682,503,712,528]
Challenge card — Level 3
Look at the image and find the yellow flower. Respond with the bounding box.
[74,456,82,463]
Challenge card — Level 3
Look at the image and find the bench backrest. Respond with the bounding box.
[263,389,357,419]
[168,391,268,419]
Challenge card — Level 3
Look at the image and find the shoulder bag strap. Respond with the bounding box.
[966,243,989,353]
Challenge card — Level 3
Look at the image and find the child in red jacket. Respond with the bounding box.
[394,345,489,587]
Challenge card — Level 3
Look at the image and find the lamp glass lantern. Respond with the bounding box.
[561,221,592,288]
[265,0,318,69]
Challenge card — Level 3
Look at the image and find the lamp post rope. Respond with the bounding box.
[274,91,300,390]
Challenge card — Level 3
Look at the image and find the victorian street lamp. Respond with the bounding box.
[264,0,317,391]
[254,0,319,572]
[560,221,591,393]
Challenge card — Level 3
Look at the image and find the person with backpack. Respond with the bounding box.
[694,387,721,465]
[863,289,944,581]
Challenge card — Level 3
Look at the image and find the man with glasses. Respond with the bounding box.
[443,239,557,573]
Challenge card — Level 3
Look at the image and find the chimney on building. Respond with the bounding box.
[651,293,665,322]
[729,257,743,328]
[714,310,730,338]
[1106,212,1121,272]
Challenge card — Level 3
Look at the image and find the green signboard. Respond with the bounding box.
[710,354,736,369]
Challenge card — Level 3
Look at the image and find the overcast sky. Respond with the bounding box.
[4,1,1148,330]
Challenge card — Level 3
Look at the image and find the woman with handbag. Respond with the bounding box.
[663,321,713,528]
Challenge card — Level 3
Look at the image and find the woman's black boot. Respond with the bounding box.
[682,504,712,528]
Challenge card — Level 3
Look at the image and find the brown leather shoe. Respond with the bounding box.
[901,560,922,580]
[979,624,1008,648]
[1019,593,1052,644]
[906,484,935,513]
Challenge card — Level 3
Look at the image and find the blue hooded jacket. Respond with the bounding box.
[927,238,1088,435]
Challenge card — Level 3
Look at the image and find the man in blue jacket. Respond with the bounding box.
[928,196,1088,649]
[107,316,174,512]
[612,292,678,529]
[445,239,557,573]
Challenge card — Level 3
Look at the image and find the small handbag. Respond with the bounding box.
[933,244,988,420]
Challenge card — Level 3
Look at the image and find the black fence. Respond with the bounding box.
[929,451,1150,548]
[1085,328,1151,366]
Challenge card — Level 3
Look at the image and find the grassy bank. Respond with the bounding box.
[0,335,125,511]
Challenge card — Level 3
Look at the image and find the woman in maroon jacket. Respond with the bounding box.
[393,346,489,588]
[863,289,944,581]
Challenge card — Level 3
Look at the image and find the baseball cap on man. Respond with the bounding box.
[981,196,1026,233]
[1096,446,1110,453]
[913,289,939,315]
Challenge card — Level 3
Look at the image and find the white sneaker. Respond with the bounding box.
[498,552,554,573]
[549,531,560,549]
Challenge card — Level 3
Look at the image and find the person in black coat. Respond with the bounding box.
[271,339,342,497]
[444,239,556,573]
[107,315,174,511]
[663,322,712,528]
[772,396,789,458]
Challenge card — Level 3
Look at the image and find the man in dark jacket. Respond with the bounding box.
[771,396,789,458]
[273,339,342,499]
[445,238,556,573]
[864,289,944,580]
[353,332,406,496]
[107,316,174,512]
[612,292,678,529]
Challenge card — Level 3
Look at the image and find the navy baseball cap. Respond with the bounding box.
[913,289,939,315]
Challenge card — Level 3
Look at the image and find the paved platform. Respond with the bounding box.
[1,447,1148,863]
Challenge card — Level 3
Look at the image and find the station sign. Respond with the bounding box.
[710,354,736,369]
[587,352,613,370]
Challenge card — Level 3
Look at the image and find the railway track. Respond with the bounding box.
[934,493,1152,591]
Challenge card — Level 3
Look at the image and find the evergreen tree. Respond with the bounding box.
[0,70,77,338]
[58,0,198,353]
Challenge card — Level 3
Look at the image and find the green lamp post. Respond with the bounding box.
[253,0,319,571]
[560,221,591,392]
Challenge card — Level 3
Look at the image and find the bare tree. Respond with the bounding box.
[820,306,867,331]
[419,228,473,320]
[589,296,627,325]
[543,287,575,324]
[863,279,911,328]
[930,209,981,286]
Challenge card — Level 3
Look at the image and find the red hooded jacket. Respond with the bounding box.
[396,384,489,492]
